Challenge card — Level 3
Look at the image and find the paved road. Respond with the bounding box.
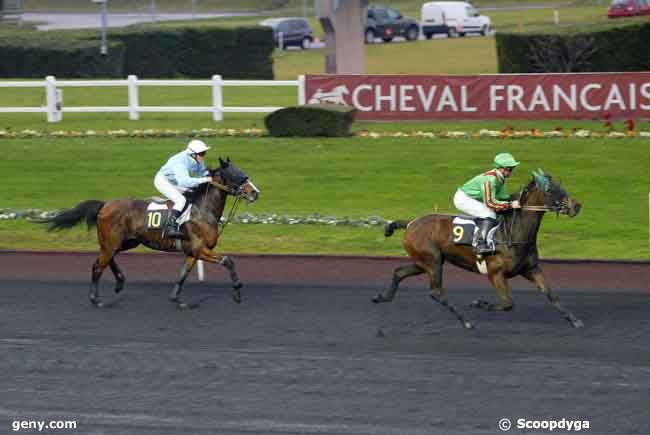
[21,12,256,31]
[0,253,648,434]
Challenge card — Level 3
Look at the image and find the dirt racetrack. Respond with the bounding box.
[0,251,648,434]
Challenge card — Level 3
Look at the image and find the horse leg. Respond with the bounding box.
[425,256,474,329]
[471,270,514,311]
[91,216,128,307]
[109,258,126,294]
[90,250,113,307]
[373,263,424,303]
[522,267,583,328]
[169,256,198,309]
[199,250,243,303]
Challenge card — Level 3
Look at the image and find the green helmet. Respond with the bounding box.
[494,153,520,168]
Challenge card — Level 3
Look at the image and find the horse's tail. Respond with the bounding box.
[384,220,411,237]
[45,200,105,231]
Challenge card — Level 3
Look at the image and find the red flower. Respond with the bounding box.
[603,112,613,129]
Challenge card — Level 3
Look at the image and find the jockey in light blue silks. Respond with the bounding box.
[453,153,522,255]
[154,139,213,238]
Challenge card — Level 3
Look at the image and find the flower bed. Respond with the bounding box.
[1,127,648,139]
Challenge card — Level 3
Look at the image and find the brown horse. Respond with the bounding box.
[44,158,259,309]
[375,170,583,329]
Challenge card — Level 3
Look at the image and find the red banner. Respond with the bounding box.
[304,73,650,120]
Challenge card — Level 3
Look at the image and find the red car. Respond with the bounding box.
[607,0,650,18]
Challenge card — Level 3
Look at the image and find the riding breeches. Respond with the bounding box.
[453,189,496,219]
[154,172,186,212]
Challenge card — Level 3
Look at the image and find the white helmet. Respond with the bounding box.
[187,139,210,154]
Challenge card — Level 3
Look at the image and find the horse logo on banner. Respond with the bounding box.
[308,85,350,105]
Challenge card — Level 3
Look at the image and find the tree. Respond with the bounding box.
[528,35,597,72]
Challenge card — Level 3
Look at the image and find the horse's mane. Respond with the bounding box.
[516,172,567,207]
[507,175,548,204]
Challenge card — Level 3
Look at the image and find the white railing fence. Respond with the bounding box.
[0,75,307,122]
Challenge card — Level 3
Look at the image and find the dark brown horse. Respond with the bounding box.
[45,158,259,308]
[375,170,583,329]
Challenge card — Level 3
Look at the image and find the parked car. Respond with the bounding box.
[259,17,314,49]
[421,1,491,38]
[365,5,420,43]
[607,0,650,18]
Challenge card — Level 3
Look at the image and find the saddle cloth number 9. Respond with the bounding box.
[451,222,475,245]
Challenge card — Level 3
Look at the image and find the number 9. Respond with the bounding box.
[453,226,464,242]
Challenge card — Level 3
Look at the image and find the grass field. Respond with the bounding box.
[2,1,649,260]
[1,135,648,260]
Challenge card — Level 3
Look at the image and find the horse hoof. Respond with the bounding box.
[372,295,391,303]
[233,282,243,290]
[571,319,584,328]
[470,299,492,310]
[170,296,188,309]
[232,293,242,304]
[464,321,474,330]
[91,300,103,308]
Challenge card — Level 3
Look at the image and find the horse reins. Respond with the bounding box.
[210,180,236,195]
[209,180,242,236]
[504,187,554,247]
[521,205,553,212]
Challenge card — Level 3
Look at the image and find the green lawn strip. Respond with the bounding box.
[271,35,498,78]
[1,136,648,259]
[3,218,646,260]
[0,220,404,255]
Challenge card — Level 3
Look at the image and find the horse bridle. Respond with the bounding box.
[207,174,250,236]
[518,183,568,214]
[209,171,250,199]
[504,183,568,247]
[210,179,237,195]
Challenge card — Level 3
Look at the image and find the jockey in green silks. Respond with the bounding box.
[453,153,522,255]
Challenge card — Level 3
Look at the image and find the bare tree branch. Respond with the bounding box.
[528,36,597,72]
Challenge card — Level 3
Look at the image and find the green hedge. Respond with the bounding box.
[497,22,650,73]
[0,24,274,78]
[0,33,125,78]
[265,104,358,137]
[115,25,274,78]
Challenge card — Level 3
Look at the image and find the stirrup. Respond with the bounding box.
[164,224,184,239]
[475,242,494,255]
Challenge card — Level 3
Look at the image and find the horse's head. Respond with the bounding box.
[211,157,259,203]
[522,169,581,217]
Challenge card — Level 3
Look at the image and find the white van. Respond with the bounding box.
[420,1,491,38]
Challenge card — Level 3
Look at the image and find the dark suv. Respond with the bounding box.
[365,5,419,43]
[259,17,314,49]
